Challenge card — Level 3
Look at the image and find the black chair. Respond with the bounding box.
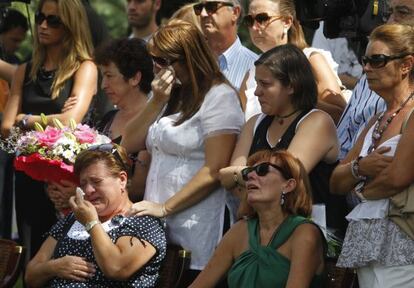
[157,244,191,288]
[0,239,25,288]
[326,257,358,288]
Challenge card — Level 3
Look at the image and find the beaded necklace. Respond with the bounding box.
[368,91,414,153]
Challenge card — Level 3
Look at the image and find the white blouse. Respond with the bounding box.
[346,124,401,221]
[145,83,244,270]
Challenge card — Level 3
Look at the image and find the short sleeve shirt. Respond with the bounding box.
[48,214,166,287]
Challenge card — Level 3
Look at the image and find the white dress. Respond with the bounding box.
[145,83,244,270]
[244,47,341,120]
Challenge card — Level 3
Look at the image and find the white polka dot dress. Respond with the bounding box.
[48,214,166,287]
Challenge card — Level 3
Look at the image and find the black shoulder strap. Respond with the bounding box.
[274,110,309,150]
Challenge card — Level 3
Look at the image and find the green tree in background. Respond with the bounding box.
[9,0,259,61]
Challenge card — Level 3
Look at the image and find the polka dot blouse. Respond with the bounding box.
[47,214,166,287]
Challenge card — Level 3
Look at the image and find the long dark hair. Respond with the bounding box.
[255,44,317,111]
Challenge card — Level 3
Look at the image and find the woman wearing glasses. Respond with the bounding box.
[330,24,414,287]
[220,44,345,235]
[240,0,346,122]
[121,20,244,285]
[47,38,153,212]
[25,144,166,287]
[0,0,97,260]
[191,150,325,287]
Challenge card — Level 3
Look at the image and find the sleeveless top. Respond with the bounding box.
[227,215,325,288]
[249,111,347,234]
[243,47,342,120]
[21,62,74,115]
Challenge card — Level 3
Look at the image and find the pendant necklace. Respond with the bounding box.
[368,91,414,153]
[275,110,299,125]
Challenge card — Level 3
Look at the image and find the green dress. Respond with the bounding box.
[227,215,325,288]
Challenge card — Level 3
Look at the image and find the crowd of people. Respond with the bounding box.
[0,0,414,287]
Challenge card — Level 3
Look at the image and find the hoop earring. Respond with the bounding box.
[280,191,286,206]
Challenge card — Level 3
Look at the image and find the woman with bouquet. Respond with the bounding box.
[25,144,166,287]
[47,37,154,211]
[0,0,97,260]
[121,20,244,285]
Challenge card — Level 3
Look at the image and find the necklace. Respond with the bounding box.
[274,110,299,125]
[368,91,414,153]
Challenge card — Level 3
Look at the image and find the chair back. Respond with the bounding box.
[0,239,25,288]
[157,244,191,288]
[325,257,358,288]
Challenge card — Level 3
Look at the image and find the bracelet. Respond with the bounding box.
[350,156,366,181]
[18,114,32,129]
[84,219,100,233]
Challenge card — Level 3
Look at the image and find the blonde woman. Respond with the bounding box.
[240,0,346,122]
[1,0,97,260]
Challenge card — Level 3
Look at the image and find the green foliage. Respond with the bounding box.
[10,0,259,61]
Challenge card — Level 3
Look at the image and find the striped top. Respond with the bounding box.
[336,74,386,159]
[218,37,258,91]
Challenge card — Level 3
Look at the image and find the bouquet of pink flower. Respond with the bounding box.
[1,116,111,183]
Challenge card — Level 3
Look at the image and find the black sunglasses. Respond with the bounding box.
[151,55,178,67]
[35,11,63,28]
[193,1,234,16]
[361,53,411,69]
[241,162,291,181]
[243,13,283,28]
[87,143,128,172]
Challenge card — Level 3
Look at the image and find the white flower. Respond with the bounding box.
[52,145,64,156]
[54,136,77,148]
[62,149,76,163]
[95,134,111,145]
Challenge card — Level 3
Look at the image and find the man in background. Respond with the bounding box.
[0,8,28,65]
[197,0,258,91]
[127,0,161,41]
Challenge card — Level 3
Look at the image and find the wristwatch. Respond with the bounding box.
[84,220,100,233]
[18,114,31,129]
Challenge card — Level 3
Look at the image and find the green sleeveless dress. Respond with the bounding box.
[227,215,325,288]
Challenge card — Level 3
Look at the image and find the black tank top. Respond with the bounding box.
[21,62,74,115]
[250,111,347,234]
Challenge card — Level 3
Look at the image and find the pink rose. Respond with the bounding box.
[36,127,63,147]
[74,124,96,143]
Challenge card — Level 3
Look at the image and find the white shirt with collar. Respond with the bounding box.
[218,37,258,92]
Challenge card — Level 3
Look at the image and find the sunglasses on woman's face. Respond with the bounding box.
[151,55,177,67]
[243,13,283,28]
[361,53,411,69]
[193,1,234,16]
[35,11,63,28]
[87,143,128,172]
[241,162,291,181]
